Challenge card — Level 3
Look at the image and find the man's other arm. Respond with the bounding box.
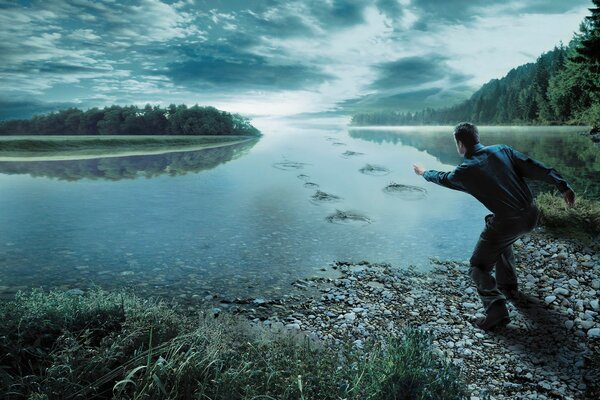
[507,147,572,193]
[507,146,575,206]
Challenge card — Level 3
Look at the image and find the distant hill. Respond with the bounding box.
[351,1,600,128]
[0,104,261,136]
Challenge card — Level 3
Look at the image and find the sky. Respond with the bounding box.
[0,0,592,119]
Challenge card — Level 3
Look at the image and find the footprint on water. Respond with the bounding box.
[359,164,390,176]
[273,161,309,170]
[304,182,320,189]
[326,209,371,225]
[382,182,428,200]
[310,190,341,204]
[341,150,364,158]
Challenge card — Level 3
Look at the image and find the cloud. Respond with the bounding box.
[0,98,83,120]
[369,55,471,91]
[165,51,335,91]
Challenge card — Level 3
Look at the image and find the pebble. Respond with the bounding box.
[544,295,556,304]
[587,328,600,338]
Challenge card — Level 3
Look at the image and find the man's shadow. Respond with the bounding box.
[489,294,595,396]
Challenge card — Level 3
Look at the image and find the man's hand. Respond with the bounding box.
[563,189,576,208]
[413,164,425,176]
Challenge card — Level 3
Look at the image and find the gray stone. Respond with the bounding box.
[587,328,600,338]
[553,287,570,296]
[581,320,595,330]
[592,279,600,290]
[564,320,574,330]
[544,295,557,304]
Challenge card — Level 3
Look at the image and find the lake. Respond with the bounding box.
[0,119,596,301]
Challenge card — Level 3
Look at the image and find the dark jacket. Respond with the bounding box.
[423,143,572,217]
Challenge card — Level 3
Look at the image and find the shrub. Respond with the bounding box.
[537,192,600,235]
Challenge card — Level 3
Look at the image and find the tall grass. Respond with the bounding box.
[0,288,468,400]
[536,192,600,236]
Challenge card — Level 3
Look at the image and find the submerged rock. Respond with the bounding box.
[358,164,390,176]
[311,190,341,203]
[382,182,428,200]
[326,209,372,225]
[272,161,309,170]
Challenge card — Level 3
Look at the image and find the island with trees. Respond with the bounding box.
[350,1,600,130]
[0,104,261,137]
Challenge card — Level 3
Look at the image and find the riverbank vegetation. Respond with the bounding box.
[0,104,261,136]
[351,1,600,127]
[537,192,600,236]
[0,288,468,400]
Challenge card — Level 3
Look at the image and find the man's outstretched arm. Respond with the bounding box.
[413,164,467,192]
[507,147,575,206]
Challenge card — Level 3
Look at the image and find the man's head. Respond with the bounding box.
[453,122,479,156]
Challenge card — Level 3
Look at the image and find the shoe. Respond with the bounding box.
[472,301,510,331]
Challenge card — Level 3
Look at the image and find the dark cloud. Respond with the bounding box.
[310,0,367,28]
[369,55,470,90]
[411,0,590,28]
[338,85,474,112]
[165,50,334,90]
[0,98,82,121]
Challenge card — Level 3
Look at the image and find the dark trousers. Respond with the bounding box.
[469,205,540,313]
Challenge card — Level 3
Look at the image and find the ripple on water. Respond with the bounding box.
[382,182,428,200]
[272,161,309,170]
[341,150,364,158]
[325,209,371,225]
[304,182,320,189]
[358,163,390,176]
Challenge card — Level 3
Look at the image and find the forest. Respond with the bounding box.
[351,1,600,127]
[0,104,261,136]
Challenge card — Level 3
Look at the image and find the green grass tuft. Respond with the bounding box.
[0,288,468,400]
[536,192,600,236]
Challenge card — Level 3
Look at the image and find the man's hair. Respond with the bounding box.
[454,122,480,147]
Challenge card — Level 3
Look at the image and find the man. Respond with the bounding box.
[412,122,576,331]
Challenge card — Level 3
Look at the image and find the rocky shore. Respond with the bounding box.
[228,229,600,399]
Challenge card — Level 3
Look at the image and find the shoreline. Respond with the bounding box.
[1,228,599,398]
[225,228,599,399]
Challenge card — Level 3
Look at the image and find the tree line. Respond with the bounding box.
[0,104,261,136]
[351,0,600,128]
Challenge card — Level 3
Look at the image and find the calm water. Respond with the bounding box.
[0,120,596,300]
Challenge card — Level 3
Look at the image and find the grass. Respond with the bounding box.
[536,192,600,236]
[0,135,256,159]
[0,288,468,400]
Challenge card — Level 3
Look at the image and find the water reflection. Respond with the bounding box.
[0,139,258,181]
[350,127,600,198]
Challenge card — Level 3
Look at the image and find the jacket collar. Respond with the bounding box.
[465,143,484,158]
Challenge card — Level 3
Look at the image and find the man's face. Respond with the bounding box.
[455,137,466,156]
